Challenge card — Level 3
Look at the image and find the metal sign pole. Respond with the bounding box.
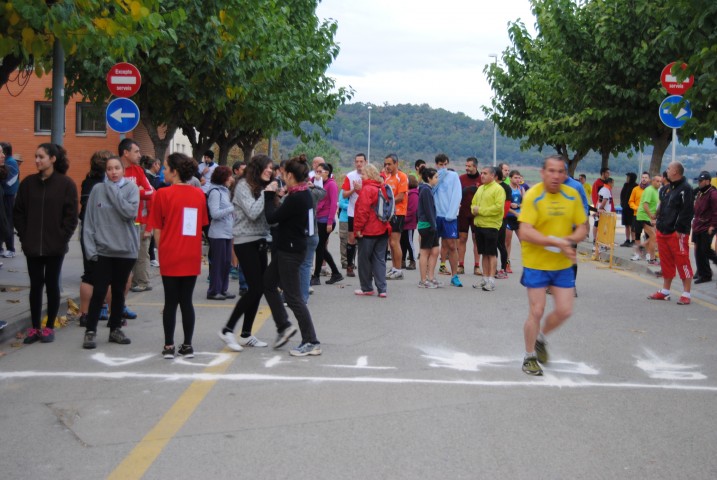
[672,128,677,163]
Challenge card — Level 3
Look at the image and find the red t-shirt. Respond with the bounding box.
[147,184,208,277]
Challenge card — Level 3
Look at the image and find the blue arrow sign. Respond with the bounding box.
[659,95,692,129]
[106,97,140,133]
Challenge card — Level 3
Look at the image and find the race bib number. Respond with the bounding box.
[183,207,198,236]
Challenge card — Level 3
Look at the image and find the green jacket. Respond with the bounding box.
[471,181,506,229]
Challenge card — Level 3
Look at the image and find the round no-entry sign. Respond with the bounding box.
[106,62,142,98]
[660,62,694,95]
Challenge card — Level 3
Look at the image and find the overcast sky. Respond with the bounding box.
[316,0,537,120]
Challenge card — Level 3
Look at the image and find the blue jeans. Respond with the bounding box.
[300,233,319,303]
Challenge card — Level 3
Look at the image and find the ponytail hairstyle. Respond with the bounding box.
[285,155,310,183]
[318,162,333,177]
[420,167,438,183]
[245,154,273,198]
[166,152,196,182]
[38,143,69,174]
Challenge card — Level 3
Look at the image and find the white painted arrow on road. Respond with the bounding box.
[91,352,154,367]
[110,108,137,122]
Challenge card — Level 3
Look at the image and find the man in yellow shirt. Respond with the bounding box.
[518,156,587,376]
[579,174,592,205]
[470,166,505,291]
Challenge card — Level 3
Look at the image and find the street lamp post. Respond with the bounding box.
[367,105,372,163]
[489,54,498,167]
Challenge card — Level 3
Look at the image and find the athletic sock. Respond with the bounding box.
[538,332,546,343]
[681,292,691,298]
[525,352,536,359]
[660,288,671,295]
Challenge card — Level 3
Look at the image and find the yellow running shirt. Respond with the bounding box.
[518,182,587,271]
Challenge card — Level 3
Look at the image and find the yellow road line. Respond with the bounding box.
[108,308,270,480]
[128,302,240,309]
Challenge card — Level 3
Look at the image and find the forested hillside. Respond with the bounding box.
[276,102,716,177]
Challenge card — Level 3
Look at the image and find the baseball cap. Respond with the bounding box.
[697,171,712,181]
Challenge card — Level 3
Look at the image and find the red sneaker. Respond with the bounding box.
[506,264,513,274]
[676,296,691,305]
[354,289,375,296]
[647,291,670,301]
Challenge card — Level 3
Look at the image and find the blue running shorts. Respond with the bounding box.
[520,267,575,289]
[436,217,458,239]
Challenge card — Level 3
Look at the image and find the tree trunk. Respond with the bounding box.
[217,134,241,166]
[554,144,586,177]
[649,127,672,176]
[600,146,610,171]
[140,115,176,162]
[236,129,264,162]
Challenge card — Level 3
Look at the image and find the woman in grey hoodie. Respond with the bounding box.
[206,166,235,300]
[81,157,139,349]
[218,155,274,351]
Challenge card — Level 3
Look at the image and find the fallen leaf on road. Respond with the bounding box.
[6,299,20,303]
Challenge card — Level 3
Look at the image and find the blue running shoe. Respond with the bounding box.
[122,306,137,320]
[99,304,109,320]
[450,275,463,287]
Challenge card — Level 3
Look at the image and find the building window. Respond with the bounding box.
[76,103,106,134]
[34,102,52,133]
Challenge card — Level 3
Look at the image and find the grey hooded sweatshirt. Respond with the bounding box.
[82,179,140,260]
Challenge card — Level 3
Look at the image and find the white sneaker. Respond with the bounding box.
[386,269,404,280]
[218,331,244,352]
[150,259,160,267]
[2,250,16,258]
[238,335,268,348]
[630,254,642,261]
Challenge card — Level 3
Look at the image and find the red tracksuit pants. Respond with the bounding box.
[656,231,693,280]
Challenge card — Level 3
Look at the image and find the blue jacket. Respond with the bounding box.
[433,168,462,220]
[3,156,19,196]
[564,176,589,217]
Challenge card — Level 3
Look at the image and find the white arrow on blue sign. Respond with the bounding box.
[659,95,692,129]
[106,97,140,133]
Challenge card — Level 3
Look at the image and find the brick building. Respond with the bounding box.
[0,71,191,189]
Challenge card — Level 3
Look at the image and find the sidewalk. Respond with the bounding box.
[576,227,717,305]
[0,230,161,344]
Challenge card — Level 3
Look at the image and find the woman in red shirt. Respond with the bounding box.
[147,153,208,359]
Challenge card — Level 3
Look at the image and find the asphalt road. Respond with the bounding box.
[1,238,716,480]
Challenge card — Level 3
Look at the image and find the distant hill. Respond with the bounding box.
[276,102,717,177]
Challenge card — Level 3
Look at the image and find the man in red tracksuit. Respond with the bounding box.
[648,162,694,305]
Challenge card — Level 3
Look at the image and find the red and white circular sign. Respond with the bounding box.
[660,62,694,95]
[106,62,142,98]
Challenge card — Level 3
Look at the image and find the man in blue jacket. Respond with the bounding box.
[0,142,19,258]
[433,153,463,287]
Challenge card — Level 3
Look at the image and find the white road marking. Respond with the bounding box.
[325,355,396,370]
[91,353,155,367]
[635,350,706,381]
[265,355,284,368]
[2,370,717,392]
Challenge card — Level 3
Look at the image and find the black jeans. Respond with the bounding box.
[264,249,319,344]
[400,229,415,262]
[497,219,508,270]
[86,256,136,332]
[225,240,268,336]
[26,255,64,329]
[161,275,197,346]
[313,222,340,277]
[693,231,717,279]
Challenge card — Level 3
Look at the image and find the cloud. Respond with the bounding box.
[318,0,537,119]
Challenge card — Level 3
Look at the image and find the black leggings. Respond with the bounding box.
[400,229,415,262]
[497,220,508,270]
[313,222,340,277]
[26,255,64,329]
[225,240,268,336]
[161,275,197,346]
[86,256,135,332]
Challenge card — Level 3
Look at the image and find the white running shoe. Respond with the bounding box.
[218,331,244,352]
[630,253,642,261]
[238,335,268,348]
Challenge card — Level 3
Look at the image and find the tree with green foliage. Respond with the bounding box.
[0,0,161,88]
[484,0,693,176]
[290,137,341,165]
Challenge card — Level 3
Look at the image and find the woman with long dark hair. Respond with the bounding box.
[206,165,235,300]
[147,153,208,359]
[263,156,321,356]
[14,143,78,343]
[81,157,139,349]
[218,155,274,351]
[312,162,343,285]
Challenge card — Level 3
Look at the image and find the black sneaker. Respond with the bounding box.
[178,344,194,358]
[108,329,131,345]
[78,314,87,327]
[310,276,321,286]
[83,331,97,349]
[325,273,344,285]
[162,345,175,359]
[535,339,549,364]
